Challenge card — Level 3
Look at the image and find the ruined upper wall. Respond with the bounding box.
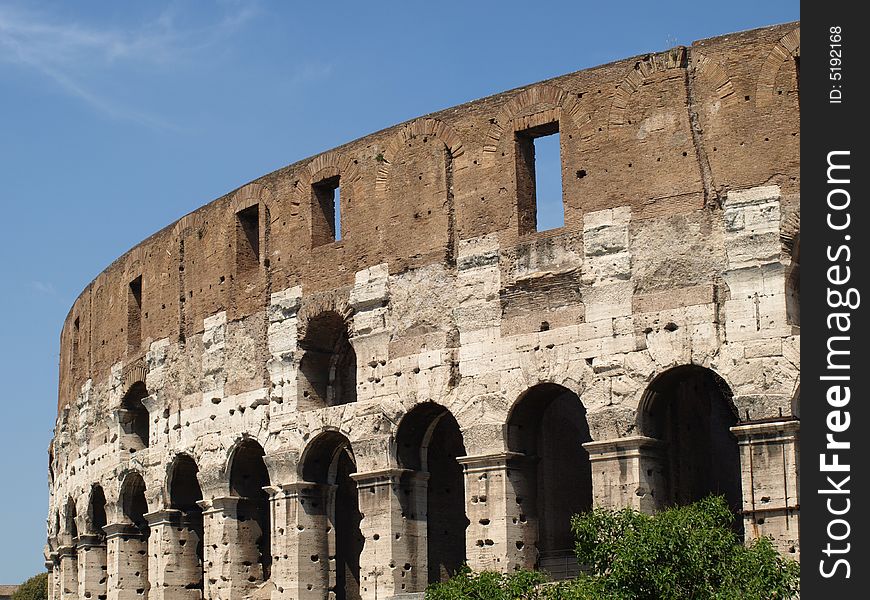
[57,22,800,411]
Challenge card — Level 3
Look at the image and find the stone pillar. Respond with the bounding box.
[200,496,265,600]
[353,469,428,600]
[57,545,78,600]
[583,436,668,513]
[77,534,108,599]
[47,554,61,600]
[732,419,800,558]
[268,483,333,600]
[105,523,149,600]
[145,509,203,600]
[458,453,529,573]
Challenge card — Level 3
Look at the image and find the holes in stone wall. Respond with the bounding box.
[312,176,342,246]
[236,205,260,272]
[229,440,272,582]
[640,366,743,533]
[515,122,564,234]
[127,276,143,353]
[507,383,592,579]
[299,312,356,410]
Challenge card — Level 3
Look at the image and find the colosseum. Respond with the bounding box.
[45,21,800,600]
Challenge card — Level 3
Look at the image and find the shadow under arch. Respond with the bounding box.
[117,471,150,596]
[228,438,272,583]
[395,402,468,585]
[639,365,743,529]
[300,430,363,600]
[506,383,592,579]
[167,453,205,595]
[298,311,357,410]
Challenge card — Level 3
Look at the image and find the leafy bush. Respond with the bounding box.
[11,572,48,600]
[426,496,799,599]
[571,495,800,599]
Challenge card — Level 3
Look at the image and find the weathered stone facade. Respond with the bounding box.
[46,22,800,600]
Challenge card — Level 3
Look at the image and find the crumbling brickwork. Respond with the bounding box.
[46,22,800,600]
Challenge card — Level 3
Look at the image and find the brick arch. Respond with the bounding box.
[296,291,354,342]
[608,46,688,133]
[229,181,276,215]
[692,52,737,107]
[375,117,465,195]
[482,83,588,161]
[756,27,800,108]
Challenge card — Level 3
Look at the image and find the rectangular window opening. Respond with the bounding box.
[128,276,142,352]
[312,176,341,246]
[236,204,260,271]
[516,123,564,234]
[72,317,80,369]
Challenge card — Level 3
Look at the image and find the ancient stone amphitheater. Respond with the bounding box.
[45,22,800,600]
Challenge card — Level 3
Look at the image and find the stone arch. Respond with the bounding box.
[64,496,79,541]
[483,83,587,161]
[297,303,357,411]
[506,383,592,578]
[117,471,150,598]
[638,365,743,525]
[120,380,150,452]
[300,430,363,600]
[692,52,737,107]
[608,46,688,132]
[756,27,800,107]
[395,402,468,585]
[166,453,205,596]
[227,438,272,583]
[375,117,465,194]
[86,485,108,538]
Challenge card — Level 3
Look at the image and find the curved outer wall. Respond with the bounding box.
[48,22,800,600]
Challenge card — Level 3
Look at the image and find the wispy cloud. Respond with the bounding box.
[30,280,57,295]
[0,1,259,128]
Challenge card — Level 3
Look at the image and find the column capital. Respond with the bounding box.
[57,545,77,558]
[731,418,800,441]
[200,495,241,516]
[457,451,523,471]
[144,508,184,526]
[102,522,144,540]
[582,436,666,462]
[75,534,106,549]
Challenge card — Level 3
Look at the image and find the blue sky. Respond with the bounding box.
[0,0,798,584]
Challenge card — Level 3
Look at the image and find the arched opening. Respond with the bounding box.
[229,440,272,582]
[65,497,79,541]
[302,431,363,600]
[87,486,107,538]
[641,366,743,527]
[168,454,204,594]
[299,312,356,410]
[507,383,592,578]
[119,472,150,597]
[121,382,150,450]
[396,403,468,584]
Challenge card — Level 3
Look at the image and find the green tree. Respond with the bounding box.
[11,572,48,600]
[571,495,800,599]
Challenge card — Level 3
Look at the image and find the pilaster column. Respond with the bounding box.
[582,436,668,513]
[57,545,78,600]
[267,483,333,600]
[353,469,428,600]
[199,496,264,600]
[104,523,149,600]
[457,452,528,573]
[77,534,108,599]
[145,509,203,600]
[731,419,800,558]
[46,554,60,600]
